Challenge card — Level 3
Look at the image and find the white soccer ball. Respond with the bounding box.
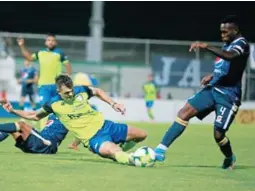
[132,146,156,167]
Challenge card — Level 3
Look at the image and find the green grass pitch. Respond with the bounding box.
[0,118,254,191]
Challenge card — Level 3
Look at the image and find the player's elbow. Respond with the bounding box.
[94,88,104,96]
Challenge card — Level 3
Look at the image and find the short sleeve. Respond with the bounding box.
[31,51,39,61]
[42,104,54,114]
[60,51,69,65]
[83,86,93,99]
[74,86,94,99]
[231,39,249,56]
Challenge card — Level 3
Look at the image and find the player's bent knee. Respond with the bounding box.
[214,129,228,146]
[127,126,147,142]
[16,121,32,133]
[99,141,122,158]
[214,128,225,140]
[177,103,197,121]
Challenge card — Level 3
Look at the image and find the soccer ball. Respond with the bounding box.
[132,146,156,167]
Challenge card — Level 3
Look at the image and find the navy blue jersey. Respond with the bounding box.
[209,37,250,103]
[20,66,37,88]
[40,114,68,146]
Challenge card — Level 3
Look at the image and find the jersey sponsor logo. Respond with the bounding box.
[67,110,95,119]
[76,95,84,101]
[216,115,223,124]
[46,120,54,127]
[214,57,224,68]
[21,72,28,79]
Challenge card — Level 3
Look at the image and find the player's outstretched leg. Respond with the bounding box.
[0,131,9,142]
[147,108,154,120]
[214,129,236,169]
[88,121,147,166]
[121,126,147,152]
[146,101,154,120]
[0,123,20,133]
[154,103,198,161]
[98,142,135,165]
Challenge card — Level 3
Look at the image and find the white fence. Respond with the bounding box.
[0,32,254,100]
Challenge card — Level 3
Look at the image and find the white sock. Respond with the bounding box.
[157,144,168,151]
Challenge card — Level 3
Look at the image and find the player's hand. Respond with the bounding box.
[68,144,80,151]
[200,74,213,87]
[17,37,25,47]
[112,103,126,115]
[2,102,13,113]
[189,42,208,52]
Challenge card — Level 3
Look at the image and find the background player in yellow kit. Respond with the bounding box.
[17,34,72,128]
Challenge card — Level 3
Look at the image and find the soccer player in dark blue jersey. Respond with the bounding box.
[17,59,38,110]
[154,15,250,169]
[0,114,68,154]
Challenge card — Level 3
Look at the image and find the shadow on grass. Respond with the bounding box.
[155,163,255,170]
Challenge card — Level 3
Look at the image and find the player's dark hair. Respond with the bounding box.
[46,33,56,38]
[55,74,73,89]
[221,15,240,32]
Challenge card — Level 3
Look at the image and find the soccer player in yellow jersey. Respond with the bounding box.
[68,72,98,151]
[17,34,72,128]
[3,74,147,166]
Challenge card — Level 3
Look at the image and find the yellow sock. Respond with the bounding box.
[114,151,132,165]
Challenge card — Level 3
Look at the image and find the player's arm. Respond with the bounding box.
[89,87,116,106]
[17,37,34,61]
[61,52,72,75]
[65,62,72,76]
[189,42,244,61]
[2,101,50,121]
[88,87,126,115]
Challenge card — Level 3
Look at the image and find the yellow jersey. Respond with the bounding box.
[42,86,104,146]
[32,48,69,86]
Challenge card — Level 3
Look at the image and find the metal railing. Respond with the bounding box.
[0,32,254,100]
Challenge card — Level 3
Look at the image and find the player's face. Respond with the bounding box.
[148,75,153,81]
[58,85,74,102]
[24,60,30,67]
[45,36,57,50]
[220,23,237,43]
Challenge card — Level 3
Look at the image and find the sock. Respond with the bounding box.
[0,132,9,142]
[159,117,188,148]
[32,104,37,111]
[19,105,24,110]
[0,123,19,133]
[147,109,154,120]
[218,137,233,158]
[121,141,136,152]
[114,151,132,165]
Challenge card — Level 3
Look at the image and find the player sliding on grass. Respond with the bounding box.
[0,114,68,154]
[2,74,147,166]
[154,15,250,169]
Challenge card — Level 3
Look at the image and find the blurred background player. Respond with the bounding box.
[0,114,68,154]
[154,15,250,169]
[17,59,38,111]
[68,72,99,150]
[17,34,72,129]
[143,74,158,121]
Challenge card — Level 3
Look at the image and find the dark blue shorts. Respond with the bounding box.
[188,87,239,132]
[145,101,154,108]
[15,128,58,154]
[21,86,35,98]
[38,84,58,106]
[88,120,128,154]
